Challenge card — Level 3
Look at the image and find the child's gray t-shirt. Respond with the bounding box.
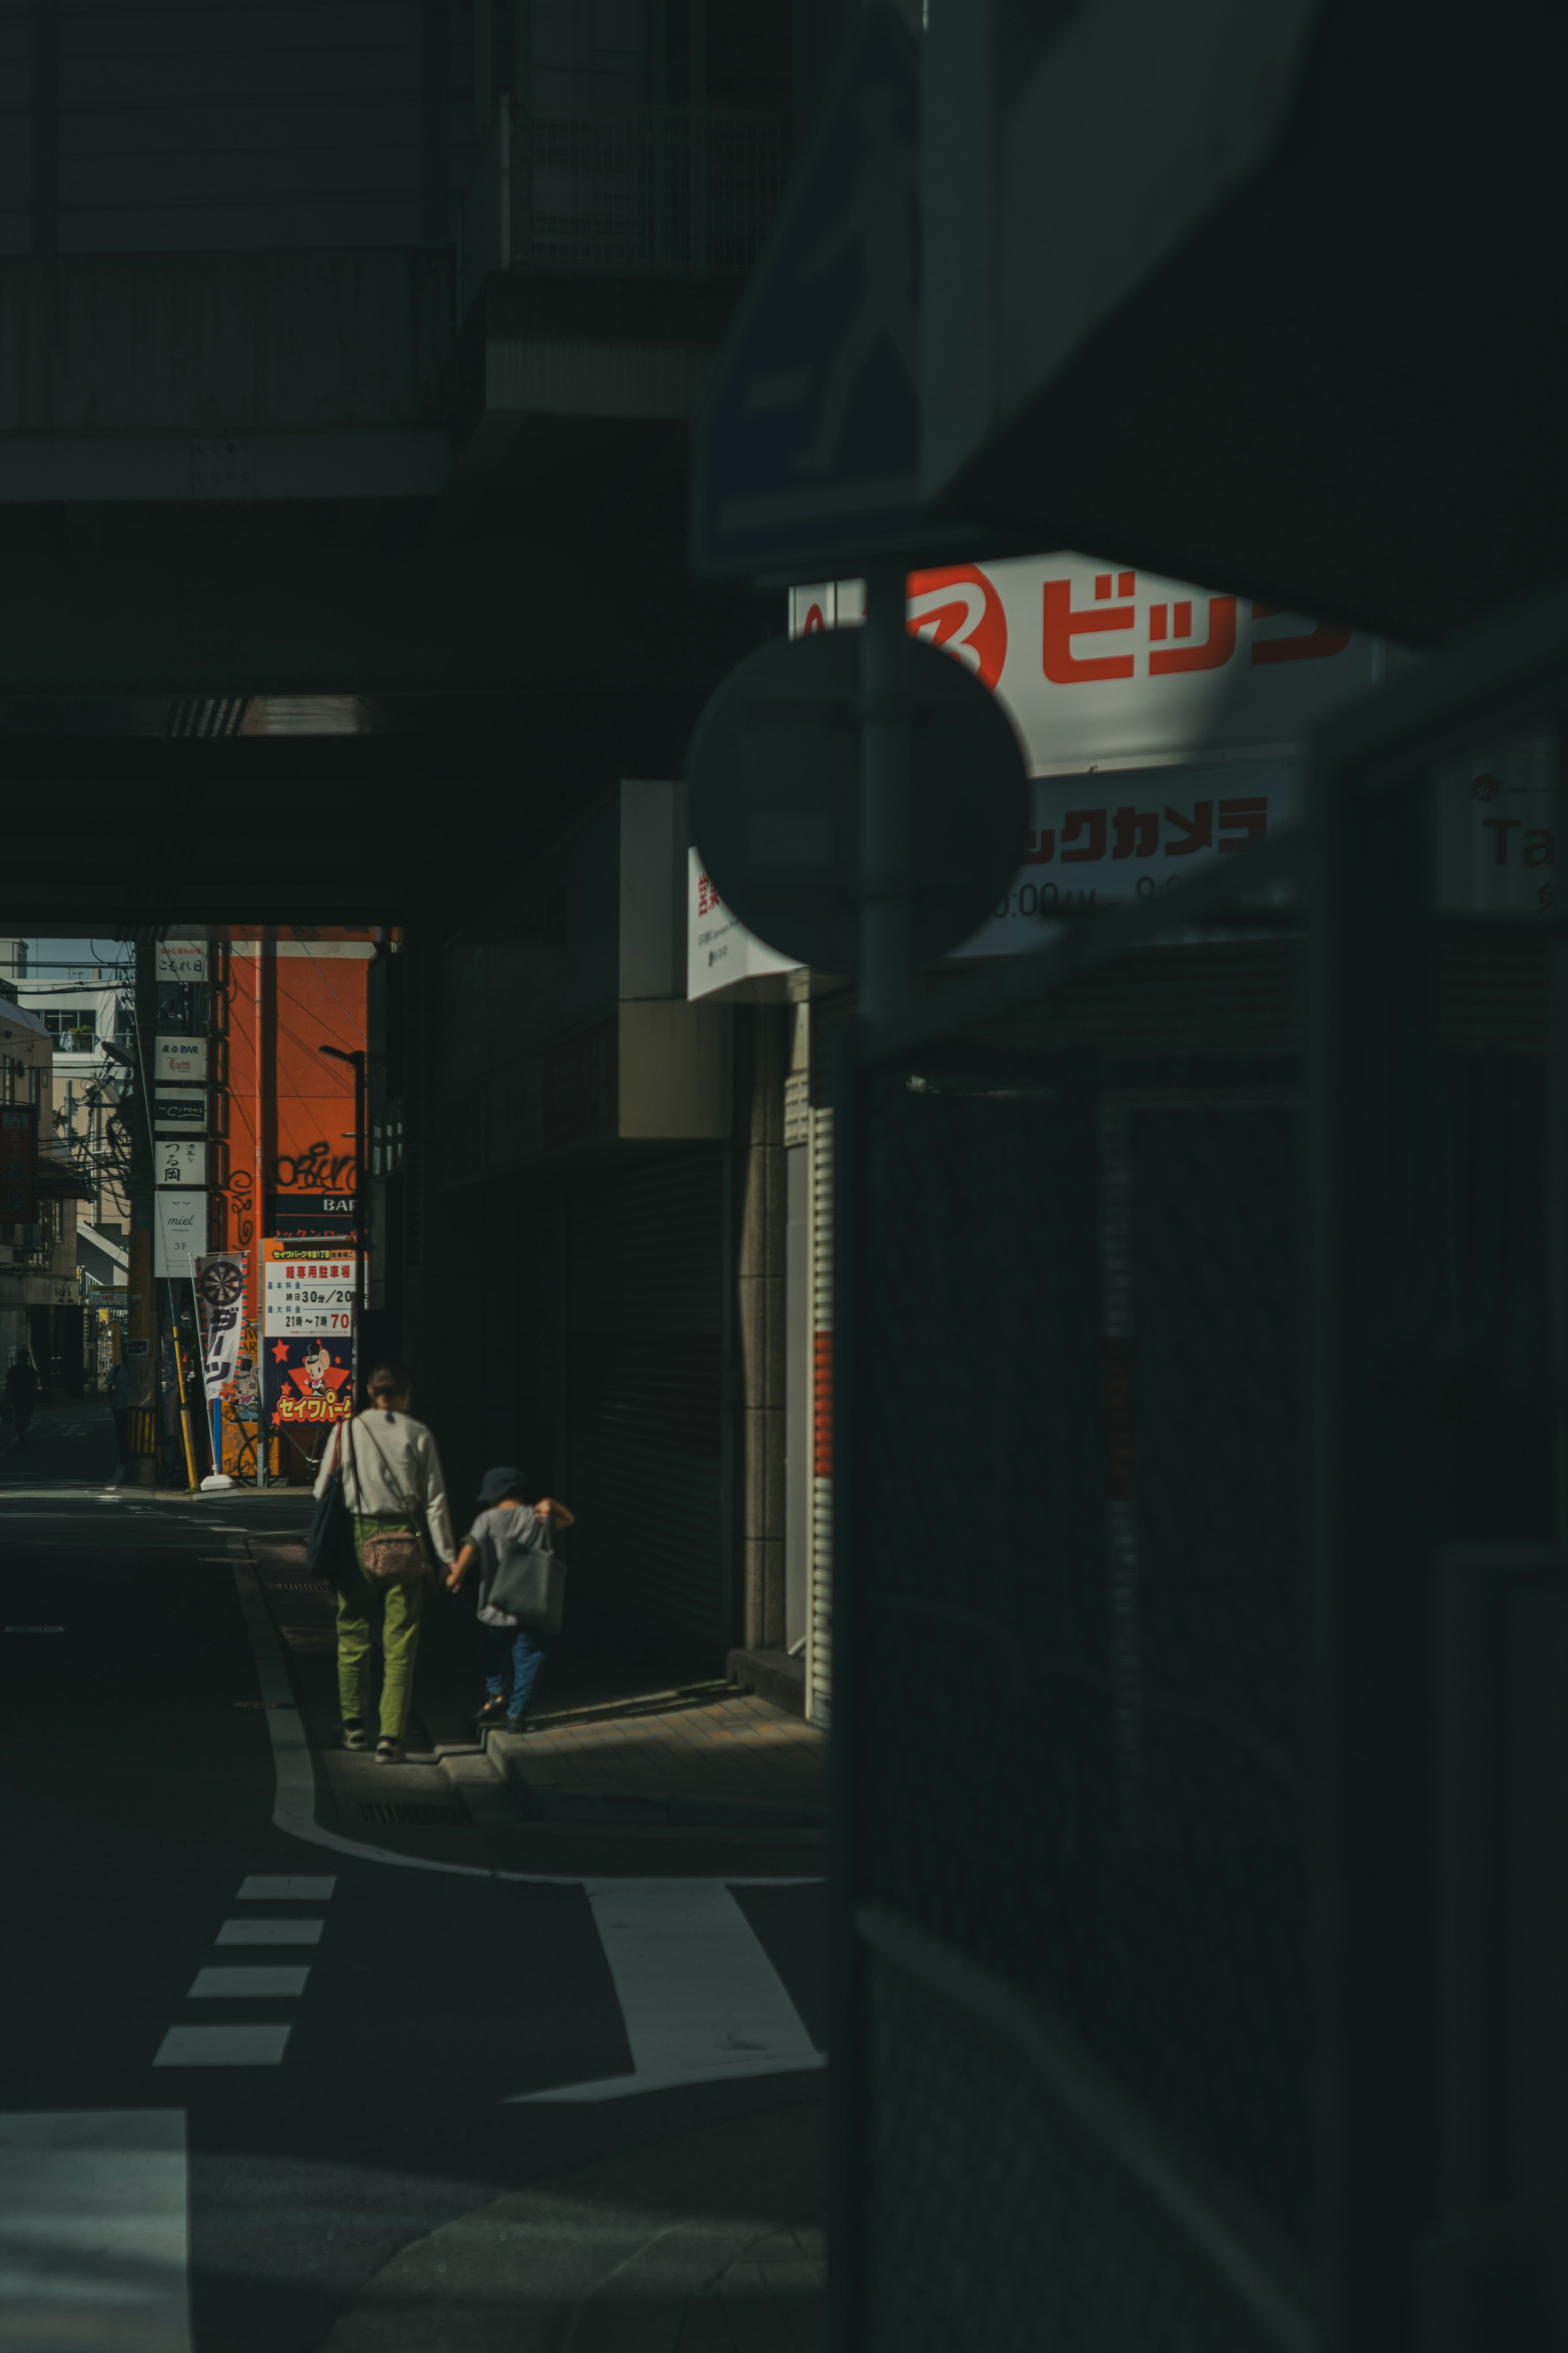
[463,1502,539,1628]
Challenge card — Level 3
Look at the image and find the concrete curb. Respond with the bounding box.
[318,2101,825,2353]
[483,1729,828,1832]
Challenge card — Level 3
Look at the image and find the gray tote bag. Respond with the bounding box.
[486,1514,565,1633]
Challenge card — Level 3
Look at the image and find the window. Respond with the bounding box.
[44,1009,96,1045]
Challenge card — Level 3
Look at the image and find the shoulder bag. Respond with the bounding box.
[346,1417,430,1586]
[305,1423,359,1592]
[485,1512,566,1635]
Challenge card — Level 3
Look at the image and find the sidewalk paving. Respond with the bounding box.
[247,1534,830,1835]
[486,1689,827,1830]
[319,2102,825,2353]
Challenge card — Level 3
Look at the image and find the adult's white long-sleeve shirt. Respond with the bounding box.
[314,1410,458,1567]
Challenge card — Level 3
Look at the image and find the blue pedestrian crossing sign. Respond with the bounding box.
[692,5,965,583]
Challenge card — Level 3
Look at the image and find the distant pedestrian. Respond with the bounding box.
[313,1362,457,1764]
[105,1357,129,1461]
[3,1350,39,1441]
[446,1467,575,1733]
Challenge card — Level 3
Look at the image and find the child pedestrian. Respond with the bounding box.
[446,1466,576,1732]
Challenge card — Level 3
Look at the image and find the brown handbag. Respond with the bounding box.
[344,1421,430,1586]
[356,1528,428,1585]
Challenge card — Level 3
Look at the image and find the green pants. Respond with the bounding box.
[336,1517,426,1740]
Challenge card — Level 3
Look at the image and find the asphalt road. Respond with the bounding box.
[0,1405,826,2351]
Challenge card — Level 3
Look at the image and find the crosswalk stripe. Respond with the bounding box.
[187,1966,310,1998]
[153,2025,291,2067]
[235,1875,335,1900]
[214,1917,322,1946]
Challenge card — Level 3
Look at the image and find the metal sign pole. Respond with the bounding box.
[859,563,912,1026]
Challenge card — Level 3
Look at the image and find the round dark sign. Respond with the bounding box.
[686,628,1029,974]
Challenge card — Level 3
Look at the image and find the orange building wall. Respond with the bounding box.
[214,935,374,1317]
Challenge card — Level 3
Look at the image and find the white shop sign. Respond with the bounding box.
[789,557,1390,773]
[956,758,1299,951]
[155,1036,207,1085]
[156,941,209,981]
[156,1137,206,1188]
[688,851,801,996]
[263,1252,358,1337]
[154,1189,207,1279]
[154,1090,207,1135]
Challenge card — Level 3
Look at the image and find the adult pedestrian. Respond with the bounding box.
[313,1361,457,1763]
[3,1350,40,1442]
[105,1356,129,1462]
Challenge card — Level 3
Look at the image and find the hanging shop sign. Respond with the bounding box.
[154,1089,207,1135]
[0,1104,36,1221]
[688,851,802,994]
[263,1190,356,1235]
[156,1137,206,1188]
[155,1037,208,1085]
[154,1189,207,1279]
[953,757,1299,948]
[260,1240,356,1436]
[194,1253,246,1404]
[789,558,1391,772]
[156,941,209,982]
[263,1331,355,1434]
[260,1238,358,1339]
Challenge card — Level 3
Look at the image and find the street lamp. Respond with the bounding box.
[317,1045,366,1322]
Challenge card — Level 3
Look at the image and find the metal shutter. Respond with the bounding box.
[563,1144,726,1659]
[807,1105,834,1724]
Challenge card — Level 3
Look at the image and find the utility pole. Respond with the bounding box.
[126,934,158,1486]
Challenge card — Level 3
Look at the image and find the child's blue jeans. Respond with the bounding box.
[479,1619,550,1724]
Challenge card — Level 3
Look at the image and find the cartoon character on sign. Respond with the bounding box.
[295,1339,343,1401]
[267,1335,352,1428]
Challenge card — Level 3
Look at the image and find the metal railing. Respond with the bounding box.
[461,98,793,315]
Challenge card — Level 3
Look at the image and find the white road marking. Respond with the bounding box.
[214,1918,322,1946]
[187,1966,310,1998]
[510,1879,825,2102]
[229,1547,827,2099]
[0,2108,191,2349]
[153,2025,291,2067]
[235,1875,335,1900]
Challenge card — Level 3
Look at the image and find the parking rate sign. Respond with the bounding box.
[261,1242,356,1337]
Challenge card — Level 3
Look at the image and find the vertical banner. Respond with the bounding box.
[259,1237,357,1441]
[194,1254,247,1404]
